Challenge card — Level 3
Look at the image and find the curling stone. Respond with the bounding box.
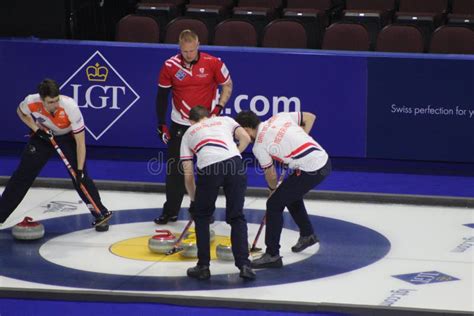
[186,228,216,244]
[210,229,215,243]
[148,230,177,254]
[180,234,198,258]
[12,217,44,240]
[216,240,234,261]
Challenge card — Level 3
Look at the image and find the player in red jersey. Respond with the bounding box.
[155,29,233,224]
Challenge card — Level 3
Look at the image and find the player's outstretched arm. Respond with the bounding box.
[264,165,278,193]
[218,78,233,107]
[182,160,196,201]
[234,126,251,153]
[73,130,86,171]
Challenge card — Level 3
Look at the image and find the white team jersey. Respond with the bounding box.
[19,94,85,136]
[180,116,241,169]
[253,112,328,172]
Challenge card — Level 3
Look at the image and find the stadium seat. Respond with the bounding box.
[429,25,474,53]
[282,0,338,48]
[322,22,370,51]
[232,0,283,36]
[185,0,234,35]
[261,19,308,48]
[135,0,186,40]
[394,0,448,47]
[342,0,396,48]
[164,16,209,44]
[447,0,474,29]
[115,14,160,43]
[213,19,258,47]
[376,24,424,52]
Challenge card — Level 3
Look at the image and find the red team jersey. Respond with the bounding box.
[158,52,230,126]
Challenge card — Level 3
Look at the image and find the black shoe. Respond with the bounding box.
[92,211,113,227]
[239,265,256,280]
[95,223,109,232]
[251,253,283,269]
[187,265,211,280]
[291,234,319,253]
[154,214,178,225]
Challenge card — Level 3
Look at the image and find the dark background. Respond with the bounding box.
[0,0,137,41]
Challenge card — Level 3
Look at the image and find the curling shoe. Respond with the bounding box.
[291,234,319,253]
[154,214,178,225]
[92,211,113,227]
[239,265,256,280]
[251,253,283,269]
[187,265,211,280]
[95,222,109,232]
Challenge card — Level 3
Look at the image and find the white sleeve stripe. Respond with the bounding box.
[73,126,85,134]
[167,60,193,75]
[261,162,273,169]
[182,100,192,110]
[220,76,231,85]
[179,108,190,119]
[158,84,172,88]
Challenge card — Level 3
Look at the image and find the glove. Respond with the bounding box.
[188,201,196,219]
[157,124,171,144]
[34,129,52,142]
[210,104,224,116]
[74,170,86,188]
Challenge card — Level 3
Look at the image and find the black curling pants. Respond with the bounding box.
[0,133,106,223]
[192,156,251,269]
[161,122,189,217]
[265,159,332,256]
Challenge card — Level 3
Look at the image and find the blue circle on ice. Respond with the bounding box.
[0,208,390,291]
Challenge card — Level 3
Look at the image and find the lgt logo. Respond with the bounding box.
[60,51,140,140]
[392,271,459,285]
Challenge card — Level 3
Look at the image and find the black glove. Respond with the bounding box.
[156,124,171,144]
[74,170,86,188]
[34,129,52,142]
[188,201,196,217]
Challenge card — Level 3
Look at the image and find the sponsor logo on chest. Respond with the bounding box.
[196,67,208,78]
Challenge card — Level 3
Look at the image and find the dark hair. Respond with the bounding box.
[235,110,261,129]
[38,79,60,99]
[189,105,210,122]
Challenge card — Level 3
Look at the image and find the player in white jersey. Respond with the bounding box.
[180,106,255,280]
[0,79,111,231]
[236,110,331,269]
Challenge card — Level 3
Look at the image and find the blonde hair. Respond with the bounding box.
[179,29,199,43]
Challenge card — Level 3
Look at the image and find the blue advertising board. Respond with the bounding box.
[367,57,474,162]
[0,39,367,158]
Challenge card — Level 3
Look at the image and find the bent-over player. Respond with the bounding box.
[181,106,255,280]
[236,110,331,269]
[0,79,111,231]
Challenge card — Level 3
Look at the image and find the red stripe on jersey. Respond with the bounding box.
[271,155,284,163]
[284,142,318,158]
[193,138,227,152]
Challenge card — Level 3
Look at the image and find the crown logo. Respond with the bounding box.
[86,63,108,82]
